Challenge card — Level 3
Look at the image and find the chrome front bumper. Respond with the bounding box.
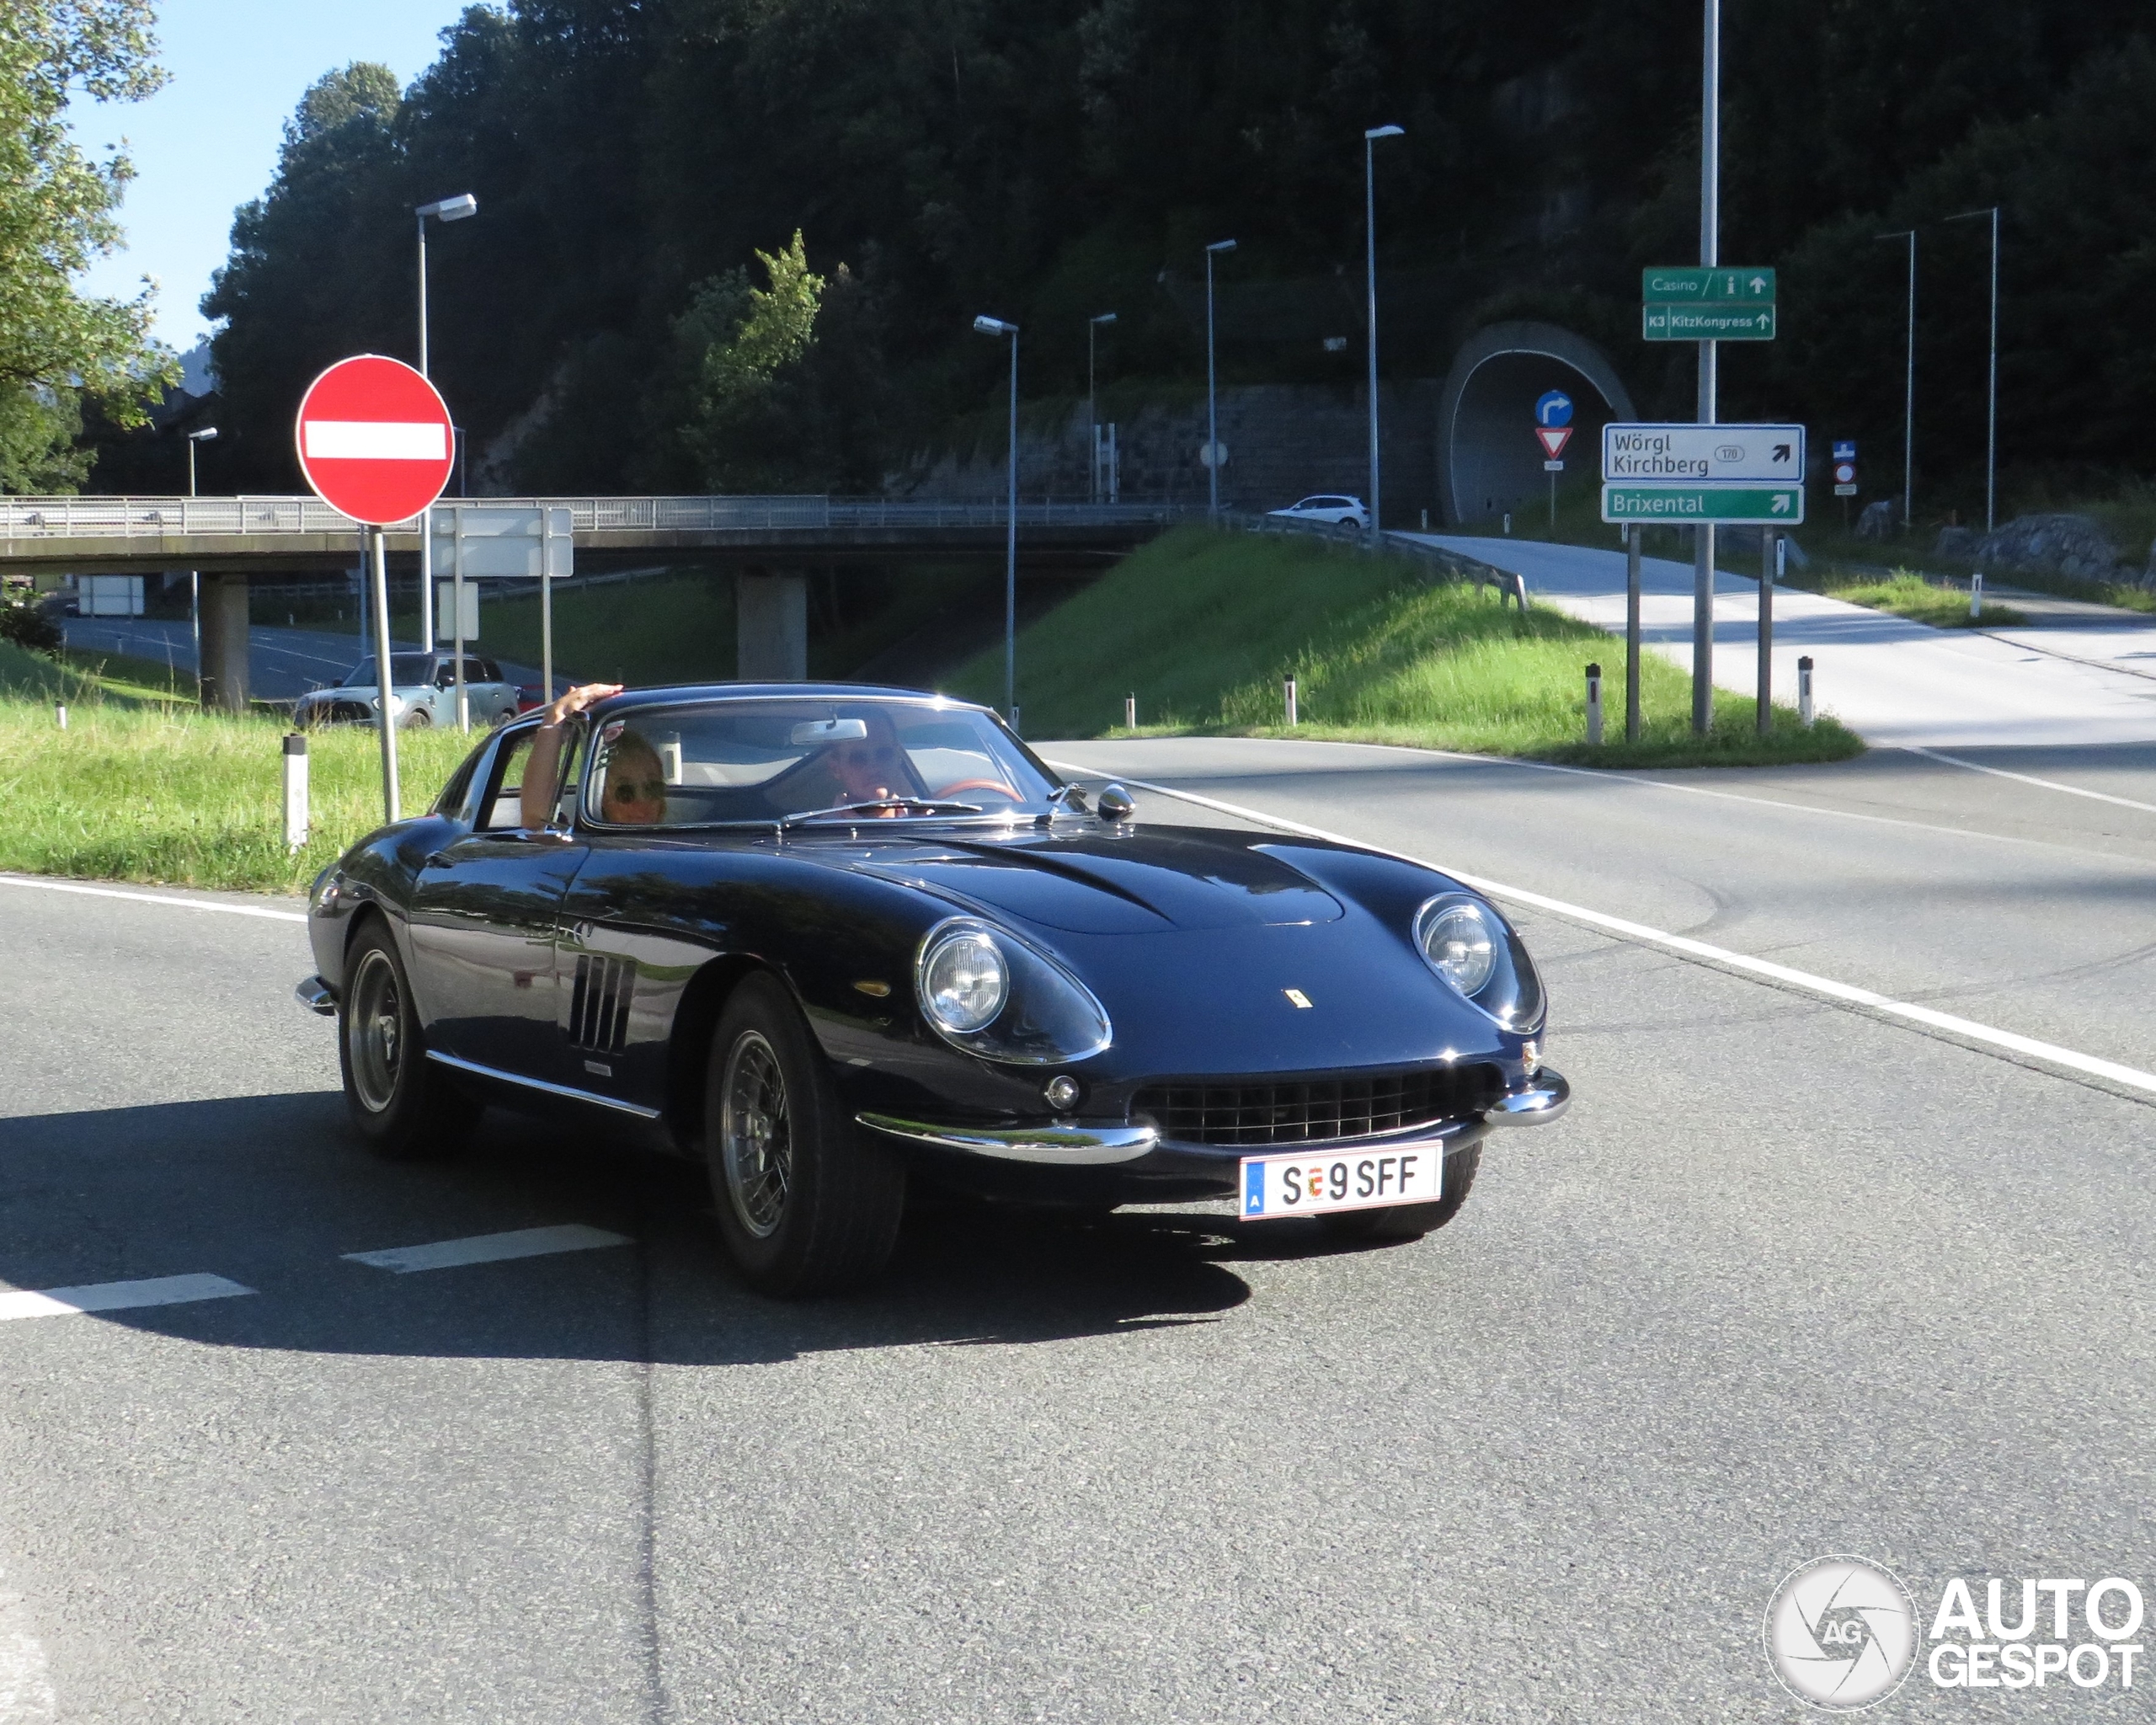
[296,975,337,1017]
[1485,1067,1570,1126]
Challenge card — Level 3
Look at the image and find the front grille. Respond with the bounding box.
[1131,1065,1503,1147]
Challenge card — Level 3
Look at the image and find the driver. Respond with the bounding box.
[826,713,914,814]
[596,728,668,825]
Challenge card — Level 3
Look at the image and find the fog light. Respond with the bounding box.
[1044,1074,1081,1111]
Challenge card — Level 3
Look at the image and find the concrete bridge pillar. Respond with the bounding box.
[198,573,250,712]
[736,571,807,681]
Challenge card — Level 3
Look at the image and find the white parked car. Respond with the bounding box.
[296,651,521,730]
[1267,494,1370,531]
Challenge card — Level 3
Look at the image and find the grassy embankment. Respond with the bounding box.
[0,641,474,893]
[943,526,1862,766]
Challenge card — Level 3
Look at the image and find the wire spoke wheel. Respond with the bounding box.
[346,948,403,1114]
[720,1030,792,1239]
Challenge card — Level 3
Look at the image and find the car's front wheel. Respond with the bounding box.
[704,974,905,1296]
[1316,1142,1480,1242]
[339,921,479,1159]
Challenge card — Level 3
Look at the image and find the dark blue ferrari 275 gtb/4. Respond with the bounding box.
[298,684,1569,1295]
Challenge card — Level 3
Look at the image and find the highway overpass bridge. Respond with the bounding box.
[3,494,1187,704]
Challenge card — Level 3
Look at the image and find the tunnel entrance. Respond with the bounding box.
[1436,322,1638,526]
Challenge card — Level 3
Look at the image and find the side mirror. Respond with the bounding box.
[1096,782,1136,822]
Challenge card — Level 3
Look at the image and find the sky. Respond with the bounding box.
[69,0,476,367]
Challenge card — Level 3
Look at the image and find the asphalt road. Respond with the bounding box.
[61,618,563,702]
[3,738,2153,1721]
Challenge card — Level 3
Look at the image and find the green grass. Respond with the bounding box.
[1822,572,2026,629]
[945,526,1862,767]
[0,642,478,893]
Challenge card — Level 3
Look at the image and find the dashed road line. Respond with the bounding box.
[0,875,306,924]
[1055,760,2156,1103]
[0,1274,255,1324]
[342,1224,633,1274]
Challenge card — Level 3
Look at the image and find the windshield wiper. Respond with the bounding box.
[776,797,985,831]
[1043,783,1089,811]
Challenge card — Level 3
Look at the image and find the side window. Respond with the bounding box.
[478,730,536,830]
[478,659,502,682]
[553,724,588,825]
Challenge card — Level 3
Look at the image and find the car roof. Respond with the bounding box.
[591,681,989,718]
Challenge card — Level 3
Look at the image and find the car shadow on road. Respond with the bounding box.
[0,1092,1391,1366]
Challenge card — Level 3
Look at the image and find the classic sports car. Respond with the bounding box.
[295,651,521,729]
[297,684,1567,1295]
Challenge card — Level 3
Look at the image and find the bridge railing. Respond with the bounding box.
[0,494,1189,540]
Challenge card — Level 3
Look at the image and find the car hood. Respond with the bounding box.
[831,826,1346,933]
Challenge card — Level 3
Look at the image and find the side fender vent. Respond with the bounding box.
[568,953,635,1053]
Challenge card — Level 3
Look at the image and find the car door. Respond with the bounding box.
[405,723,591,1082]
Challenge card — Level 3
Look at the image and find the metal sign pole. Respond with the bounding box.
[1757,531,1776,736]
[369,525,401,824]
[1625,524,1642,743]
[451,505,467,731]
[1693,0,1720,736]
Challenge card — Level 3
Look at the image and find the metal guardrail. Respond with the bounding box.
[1218,510,1528,604]
[0,494,1190,541]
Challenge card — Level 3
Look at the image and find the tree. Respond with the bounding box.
[0,0,175,491]
[680,231,827,491]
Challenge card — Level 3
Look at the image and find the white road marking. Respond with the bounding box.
[0,1562,56,1724]
[342,1224,632,1274]
[1906,745,2156,815]
[1054,761,2156,1102]
[0,1274,255,1324]
[0,875,306,924]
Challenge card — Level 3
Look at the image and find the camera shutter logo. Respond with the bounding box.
[1764,1555,1918,1710]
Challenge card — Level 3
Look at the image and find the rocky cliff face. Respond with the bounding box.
[1934,514,2155,586]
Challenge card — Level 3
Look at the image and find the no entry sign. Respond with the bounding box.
[294,354,455,525]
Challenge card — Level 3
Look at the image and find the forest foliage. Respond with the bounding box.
[181,0,2156,514]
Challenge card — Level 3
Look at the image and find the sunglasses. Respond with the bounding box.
[606,778,666,803]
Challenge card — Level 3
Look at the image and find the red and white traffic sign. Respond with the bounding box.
[1535,425,1573,459]
[294,354,456,525]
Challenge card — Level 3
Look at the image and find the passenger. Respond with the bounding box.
[520,681,623,829]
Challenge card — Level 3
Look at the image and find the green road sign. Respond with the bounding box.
[1600,483,1804,525]
[1642,303,1776,341]
[1641,266,1776,302]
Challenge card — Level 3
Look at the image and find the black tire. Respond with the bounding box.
[399,705,433,730]
[704,973,905,1296]
[1316,1142,1480,1242]
[339,919,480,1160]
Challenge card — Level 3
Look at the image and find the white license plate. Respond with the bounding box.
[1239,1144,1441,1219]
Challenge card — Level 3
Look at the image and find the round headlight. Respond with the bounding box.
[921,929,1008,1033]
[1418,900,1497,996]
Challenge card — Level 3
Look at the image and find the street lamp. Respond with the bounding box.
[1363,125,1403,546]
[974,314,1021,723]
[414,192,478,670]
[1875,228,1917,529]
[1087,312,1117,503]
[1203,239,1236,519]
[1948,206,2000,534]
[186,426,216,701]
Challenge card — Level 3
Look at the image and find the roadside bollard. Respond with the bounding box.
[1797,656,1816,728]
[1420,509,1429,531]
[53,702,67,729]
[1010,704,1022,738]
[1585,663,1604,746]
[1502,511,1513,537]
[1284,676,1299,728]
[1971,569,1984,619]
[283,732,309,851]
[1124,692,1136,730]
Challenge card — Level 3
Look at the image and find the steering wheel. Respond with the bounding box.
[935,777,1023,802]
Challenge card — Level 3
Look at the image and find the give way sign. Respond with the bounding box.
[294,354,456,525]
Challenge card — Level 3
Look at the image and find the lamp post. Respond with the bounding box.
[1363,124,1403,546]
[974,315,1021,722]
[414,192,478,662]
[1948,206,2000,533]
[1087,312,1117,503]
[1876,228,1917,529]
[1204,239,1236,519]
[185,426,216,701]
[1692,0,1719,735]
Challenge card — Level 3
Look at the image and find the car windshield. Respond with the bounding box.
[344,654,434,688]
[581,696,1062,828]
